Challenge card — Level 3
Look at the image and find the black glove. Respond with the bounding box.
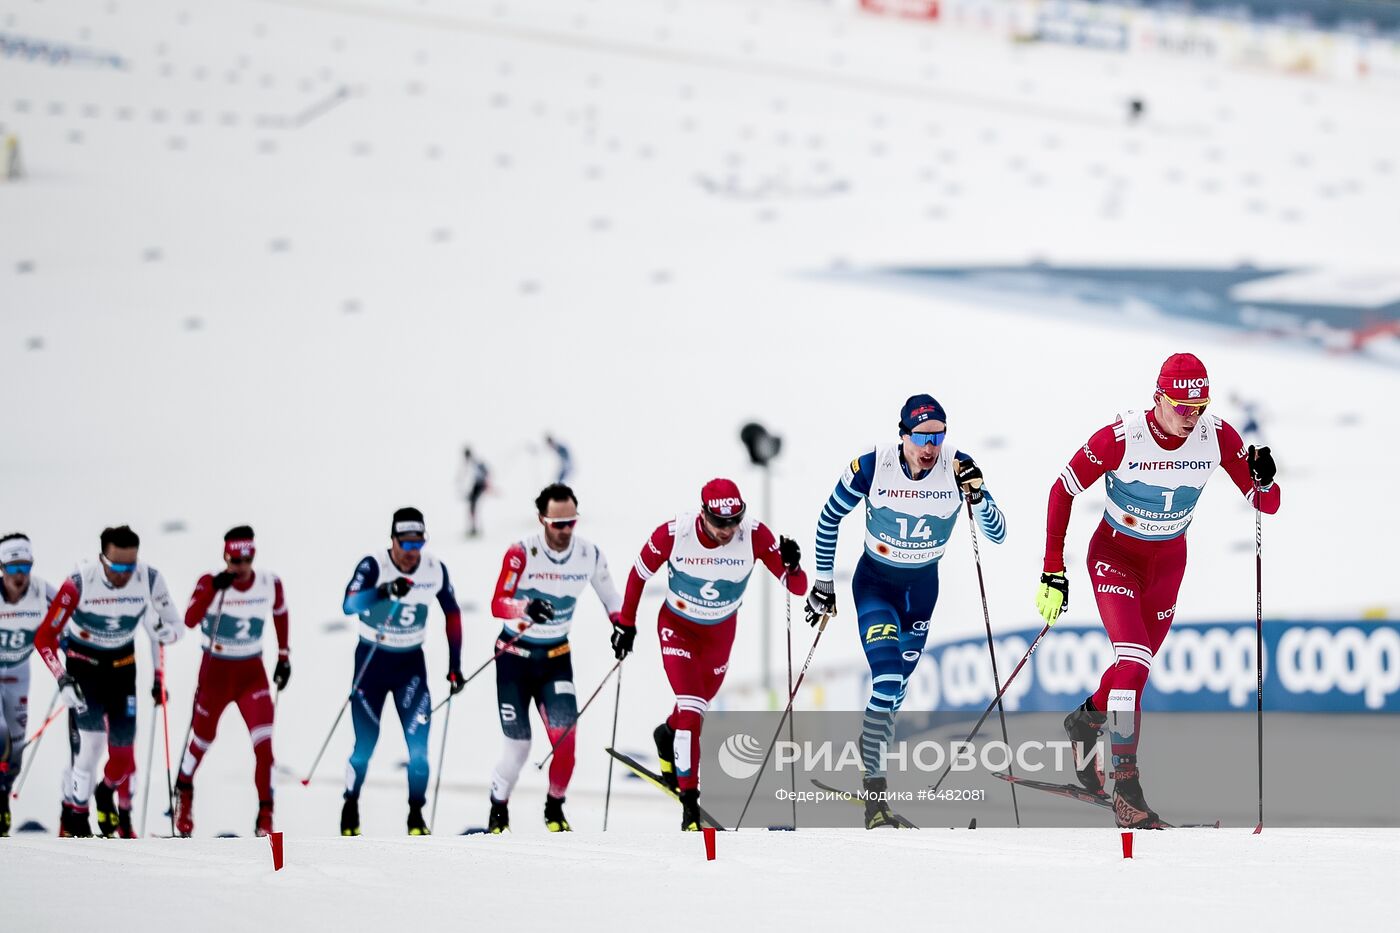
[805,580,836,626]
[151,671,166,706]
[273,657,291,690]
[610,619,636,659]
[778,536,802,572]
[377,577,414,600]
[955,457,985,505]
[211,571,236,591]
[525,598,555,626]
[1248,445,1276,488]
[447,669,466,695]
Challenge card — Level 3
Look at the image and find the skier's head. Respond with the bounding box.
[0,532,33,600]
[390,507,427,571]
[1153,353,1210,438]
[700,478,745,544]
[99,525,140,585]
[224,525,256,579]
[898,394,947,474]
[536,484,579,551]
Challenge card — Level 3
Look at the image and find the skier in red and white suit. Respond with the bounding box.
[616,478,807,830]
[173,526,289,838]
[1035,353,1281,828]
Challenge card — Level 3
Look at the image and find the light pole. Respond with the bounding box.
[740,422,782,705]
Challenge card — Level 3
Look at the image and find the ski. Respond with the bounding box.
[810,779,921,829]
[604,747,725,830]
[988,772,1220,829]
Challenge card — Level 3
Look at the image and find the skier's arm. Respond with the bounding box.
[590,547,625,619]
[753,522,808,595]
[342,557,381,615]
[490,544,530,621]
[814,451,874,583]
[34,575,81,681]
[184,573,216,628]
[1217,420,1281,513]
[144,567,182,671]
[272,575,290,657]
[620,522,674,627]
[954,450,1007,543]
[1044,424,1123,573]
[437,564,463,673]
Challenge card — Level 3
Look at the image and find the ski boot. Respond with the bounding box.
[340,796,361,836]
[654,722,678,792]
[93,782,120,838]
[255,799,274,837]
[679,789,702,831]
[174,780,195,838]
[487,797,510,834]
[1063,698,1108,796]
[1112,759,1163,829]
[862,776,907,830]
[544,794,571,832]
[59,803,93,838]
[407,801,430,836]
[116,806,136,839]
[0,792,10,837]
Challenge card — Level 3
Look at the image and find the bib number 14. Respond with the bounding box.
[894,517,933,540]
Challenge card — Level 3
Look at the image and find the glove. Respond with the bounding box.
[57,674,87,714]
[955,457,985,505]
[1036,572,1069,625]
[778,536,802,572]
[377,577,414,600]
[447,669,466,695]
[151,671,166,706]
[805,580,836,626]
[273,656,291,690]
[610,619,636,660]
[525,598,555,626]
[211,571,236,591]
[1248,445,1276,488]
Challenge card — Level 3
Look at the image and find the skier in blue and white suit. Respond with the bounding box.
[806,394,1006,828]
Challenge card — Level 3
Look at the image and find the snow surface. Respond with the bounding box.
[2,0,1399,926]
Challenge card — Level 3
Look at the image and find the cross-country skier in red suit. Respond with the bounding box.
[1035,353,1281,828]
[173,526,290,837]
[615,478,807,830]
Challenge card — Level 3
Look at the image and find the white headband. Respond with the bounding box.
[0,537,34,565]
[393,521,426,535]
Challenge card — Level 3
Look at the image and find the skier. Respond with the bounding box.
[484,483,622,833]
[617,478,807,830]
[33,525,182,838]
[544,435,573,484]
[1036,353,1280,828]
[807,394,1006,828]
[173,526,290,837]
[340,507,464,836]
[457,448,491,537]
[0,533,56,837]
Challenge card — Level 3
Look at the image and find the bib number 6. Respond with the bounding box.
[698,581,721,602]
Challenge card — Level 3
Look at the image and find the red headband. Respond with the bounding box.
[225,539,255,559]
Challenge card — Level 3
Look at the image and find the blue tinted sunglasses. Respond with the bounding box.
[2,561,33,575]
[908,430,946,447]
[102,555,137,573]
[398,539,426,552]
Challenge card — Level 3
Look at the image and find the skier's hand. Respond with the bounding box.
[805,580,836,626]
[57,674,87,714]
[1248,445,1276,489]
[610,618,636,660]
[525,598,555,626]
[778,536,802,573]
[1036,572,1069,625]
[211,571,236,591]
[377,577,413,600]
[151,671,166,706]
[955,457,985,505]
[447,669,466,695]
[273,656,291,690]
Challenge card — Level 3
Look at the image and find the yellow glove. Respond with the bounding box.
[1036,572,1068,625]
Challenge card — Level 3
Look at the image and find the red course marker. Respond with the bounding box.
[703,826,716,861]
[270,831,285,871]
[1121,831,1133,859]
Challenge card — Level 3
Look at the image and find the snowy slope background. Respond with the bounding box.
[2,0,1399,927]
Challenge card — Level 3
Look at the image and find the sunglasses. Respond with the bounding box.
[1161,394,1209,416]
[102,555,137,573]
[2,561,33,575]
[227,556,253,566]
[397,538,426,552]
[542,517,578,529]
[705,512,744,530]
[908,430,946,447]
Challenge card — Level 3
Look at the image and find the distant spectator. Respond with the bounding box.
[545,435,573,485]
[457,448,491,537]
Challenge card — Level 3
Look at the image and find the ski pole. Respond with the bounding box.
[929,623,1053,794]
[534,659,621,769]
[158,644,176,837]
[300,637,383,786]
[177,590,227,782]
[429,692,453,834]
[966,499,1020,828]
[10,688,59,799]
[784,588,797,830]
[139,690,158,836]
[1253,494,1264,835]
[603,663,623,831]
[736,612,832,831]
[430,622,534,714]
